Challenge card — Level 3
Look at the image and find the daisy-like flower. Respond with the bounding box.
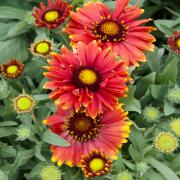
[43,41,129,118]
[168,31,180,54]
[0,59,24,78]
[65,0,156,66]
[117,171,133,180]
[143,106,160,123]
[32,0,72,29]
[40,164,61,180]
[43,107,131,166]
[16,126,31,141]
[170,118,180,136]
[30,39,54,58]
[154,132,178,154]
[167,86,180,104]
[13,94,35,114]
[80,150,112,177]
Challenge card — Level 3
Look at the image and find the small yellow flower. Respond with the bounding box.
[167,87,180,104]
[170,118,180,136]
[16,126,31,141]
[143,106,160,122]
[13,94,35,114]
[0,59,24,78]
[40,165,61,180]
[154,132,178,153]
[30,39,54,58]
[117,171,133,180]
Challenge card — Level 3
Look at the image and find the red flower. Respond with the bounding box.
[43,107,131,166]
[65,0,156,66]
[43,41,129,118]
[80,150,112,177]
[168,31,180,54]
[32,0,72,29]
[0,59,24,78]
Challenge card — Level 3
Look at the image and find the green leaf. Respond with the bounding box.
[135,72,156,98]
[0,143,16,158]
[129,128,146,152]
[33,94,49,101]
[0,170,8,180]
[35,143,46,161]
[128,144,142,162]
[6,21,31,38]
[0,22,16,40]
[151,85,168,100]
[120,85,141,113]
[0,79,10,99]
[156,58,178,85]
[0,36,29,63]
[0,6,26,20]
[0,121,17,126]
[42,130,70,147]
[146,47,164,72]
[0,127,16,137]
[147,157,179,180]
[164,100,175,116]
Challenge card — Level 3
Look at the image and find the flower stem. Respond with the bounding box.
[31,112,42,134]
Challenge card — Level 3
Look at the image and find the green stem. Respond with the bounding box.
[131,121,146,131]
[31,112,42,134]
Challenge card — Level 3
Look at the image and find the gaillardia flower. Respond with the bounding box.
[80,150,112,177]
[43,41,129,118]
[170,118,180,136]
[0,59,24,78]
[30,39,54,58]
[40,164,61,180]
[43,107,131,166]
[117,171,133,180]
[143,106,160,122]
[65,0,156,66]
[13,94,35,114]
[32,0,72,29]
[167,86,180,104]
[154,132,178,154]
[168,31,180,54]
[16,126,31,141]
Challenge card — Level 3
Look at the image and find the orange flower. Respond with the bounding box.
[0,59,24,78]
[65,0,156,66]
[80,150,112,177]
[32,0,72,29]
[168,31,180,54]
[44,107,131,167]
[43,41,130,118]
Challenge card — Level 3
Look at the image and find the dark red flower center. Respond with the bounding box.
[93,18,126,42]
[72,67,101,92]
[65,112,101,142]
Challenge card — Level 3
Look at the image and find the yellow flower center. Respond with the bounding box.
[89,158,104,172]
[176,38,180,48]
[79,69,97,85]
[35,42,50,54]
[44,11,59,22]
[170,119,180,136]
[17,97,33,111]
[6,65,18,74]
[155,132,177,153]
[101,21,120,36]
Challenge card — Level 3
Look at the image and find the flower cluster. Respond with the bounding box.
[31,0,156,177]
